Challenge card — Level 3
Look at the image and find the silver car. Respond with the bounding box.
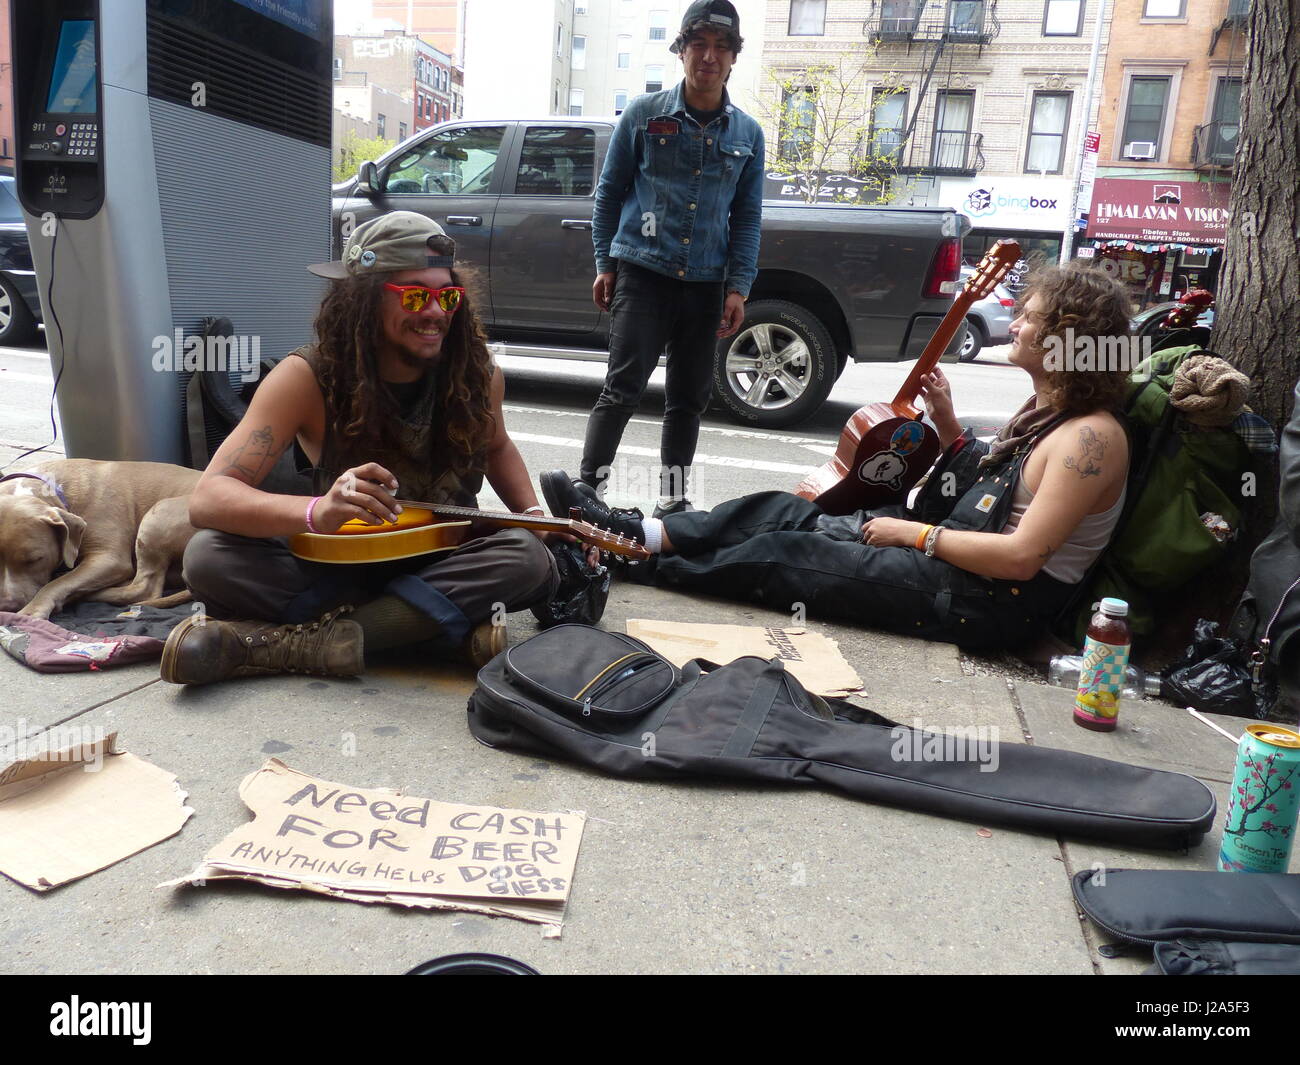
[956,265,1016,362]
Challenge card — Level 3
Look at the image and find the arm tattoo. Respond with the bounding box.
[1064,427,1106,479]
[221,425,281,482]
[1037,545,1055,561]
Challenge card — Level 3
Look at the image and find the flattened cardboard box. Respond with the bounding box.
[165,760,585,930]
[0,732,193,891]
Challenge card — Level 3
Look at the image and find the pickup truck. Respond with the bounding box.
[332,117,968,428]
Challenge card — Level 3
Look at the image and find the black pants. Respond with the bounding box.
[655,492,1075,649]
[581,260,724,498]
[182,527,557,643]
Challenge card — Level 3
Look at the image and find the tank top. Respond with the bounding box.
[289,345,484,507]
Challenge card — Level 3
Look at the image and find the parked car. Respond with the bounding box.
[330,118,968,427]
[955,265,1016,362]
[0,175,42,346]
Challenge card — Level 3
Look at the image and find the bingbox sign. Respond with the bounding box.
[1087,178,1231,245]
[941,176,1073,230]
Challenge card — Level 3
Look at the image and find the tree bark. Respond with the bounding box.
[1212,0,1300,431]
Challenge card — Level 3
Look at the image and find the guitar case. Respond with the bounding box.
[467,626,1216,850]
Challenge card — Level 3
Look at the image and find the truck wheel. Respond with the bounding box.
[958,318,983,362]
[713,300,837,428]
[0,275,36,346]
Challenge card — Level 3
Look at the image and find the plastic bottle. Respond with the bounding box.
[1073,598,1133,733]
[1048,656,1161,700]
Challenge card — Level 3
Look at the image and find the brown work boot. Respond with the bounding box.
[463,618,507,670]
[160,606,364,686]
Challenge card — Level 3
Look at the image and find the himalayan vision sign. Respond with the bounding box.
[1087,178,1231,245]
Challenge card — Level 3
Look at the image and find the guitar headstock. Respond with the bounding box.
[962,239,1022,301]
[569,519,652,561]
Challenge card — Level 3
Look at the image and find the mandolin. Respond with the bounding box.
[793,239,1022,515]
[290,499,652,564]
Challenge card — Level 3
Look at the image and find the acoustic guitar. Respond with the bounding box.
[290,499,652,564]
[793,239,1022,515]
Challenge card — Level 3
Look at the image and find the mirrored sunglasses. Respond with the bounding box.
[384,283,465,314]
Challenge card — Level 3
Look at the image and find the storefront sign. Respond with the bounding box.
[1087,178,1231,245]
[940,176,1074,231]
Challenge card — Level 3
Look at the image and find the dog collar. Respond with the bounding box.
[0,471,70,509]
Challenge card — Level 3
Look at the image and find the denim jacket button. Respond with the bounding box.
[689,203,696,210]
[694,168,701,175]
[682,237,690,244]
[706,138,713,146]
[677,270,686,277]
[659,138,666,145]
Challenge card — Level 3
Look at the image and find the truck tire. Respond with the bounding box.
[712,300,838,428]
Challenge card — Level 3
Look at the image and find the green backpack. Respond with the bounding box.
[1059,344,1254,643]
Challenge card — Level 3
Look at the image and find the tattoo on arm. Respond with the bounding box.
[221,425,281,482]
[1037,545,1055,561]
[1064,427,1106,479]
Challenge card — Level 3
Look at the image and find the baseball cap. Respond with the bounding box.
[307,211,456,280]
[669,0,741,53]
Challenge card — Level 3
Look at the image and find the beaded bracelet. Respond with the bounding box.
[305,495,323,533]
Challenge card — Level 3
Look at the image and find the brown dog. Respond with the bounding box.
[0,459,202,620]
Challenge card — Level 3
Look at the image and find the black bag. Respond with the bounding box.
[529,541,611,629]
[1152,939,1300,975]
[1162,618,1278,720]
[468,625,1217,849]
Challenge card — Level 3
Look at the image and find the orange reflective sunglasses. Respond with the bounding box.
[384,283,465,314]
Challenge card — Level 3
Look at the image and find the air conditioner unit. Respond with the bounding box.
[1124,141,1158,160]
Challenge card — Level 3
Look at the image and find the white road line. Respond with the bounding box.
[503,403,829,446]
[508,432,816,475]
[0,371,54,385]
[0,350,52,362]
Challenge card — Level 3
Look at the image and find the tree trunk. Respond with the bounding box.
[1212,0,1300,431]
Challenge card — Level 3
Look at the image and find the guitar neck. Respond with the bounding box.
[395,499,568,533]
[889,290,983,419]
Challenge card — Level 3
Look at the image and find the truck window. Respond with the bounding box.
[386,126,506,195]
[513,126,595,197]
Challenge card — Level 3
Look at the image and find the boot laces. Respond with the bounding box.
[245,606,354,674]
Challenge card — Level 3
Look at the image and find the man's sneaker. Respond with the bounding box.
[652,498,695,520]
[463,618,507,669]
[539,469,646,544]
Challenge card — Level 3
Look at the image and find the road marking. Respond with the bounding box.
[0,349,52,362]
[0,371,54,385]
[503,404,828,446]
[508,432,816,474]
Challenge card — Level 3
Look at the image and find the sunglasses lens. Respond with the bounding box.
[438,288,462,313]
[399,288,430,312]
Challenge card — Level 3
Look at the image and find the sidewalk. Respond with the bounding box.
[0,549,1254,975]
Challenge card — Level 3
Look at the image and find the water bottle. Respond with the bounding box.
[1048,654,1162,701]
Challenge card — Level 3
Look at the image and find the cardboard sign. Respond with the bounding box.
[165,761,585,928]
[626,620,863,696]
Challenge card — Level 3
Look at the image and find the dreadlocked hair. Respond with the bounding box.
[311,256,495,479]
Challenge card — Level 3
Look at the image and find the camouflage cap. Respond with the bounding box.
[307,211,455,279]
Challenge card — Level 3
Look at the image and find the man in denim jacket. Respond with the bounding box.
[549,0,764,520]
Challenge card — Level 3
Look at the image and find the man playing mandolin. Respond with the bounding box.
[542,262,1134,649]
[161,212,559,685]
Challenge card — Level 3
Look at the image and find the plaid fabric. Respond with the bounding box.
[1233,411,1278,455]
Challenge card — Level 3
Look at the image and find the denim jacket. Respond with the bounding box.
[592,80,765,297]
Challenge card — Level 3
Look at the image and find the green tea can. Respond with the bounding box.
[1219,723,1300,874]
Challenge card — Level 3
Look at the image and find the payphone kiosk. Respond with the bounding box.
[10,0,333,463]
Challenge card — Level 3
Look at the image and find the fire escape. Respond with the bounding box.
[1194,0,1248,172]
[862,0,1000,178]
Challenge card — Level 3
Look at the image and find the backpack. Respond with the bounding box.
[467,624,1217,849]
[1058,344,1255,643]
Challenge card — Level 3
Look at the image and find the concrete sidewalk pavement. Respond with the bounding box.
[0,567,1255,976]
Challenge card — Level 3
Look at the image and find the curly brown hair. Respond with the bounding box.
[1020,261,1135,418]
[310,250,495,479]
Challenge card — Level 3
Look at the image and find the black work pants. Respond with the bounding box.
[581,259,724,498]
[655,491,1075,649]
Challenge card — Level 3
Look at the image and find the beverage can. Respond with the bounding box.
[1219,723,1300,874]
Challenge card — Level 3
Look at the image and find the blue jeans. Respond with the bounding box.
[581,260,724,498]
[655,491,1074,649]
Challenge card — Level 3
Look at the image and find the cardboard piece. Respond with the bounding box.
[165,761,585,929]
[0,732,193,891]
[627,620,863,696]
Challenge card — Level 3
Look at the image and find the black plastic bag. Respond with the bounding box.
[529,541,610,629]
[1161,619,1277,720]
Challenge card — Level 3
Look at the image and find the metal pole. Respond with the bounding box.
[1061,0,1107,264]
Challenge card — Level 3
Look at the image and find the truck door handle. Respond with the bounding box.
[561,219,592,230]
[446,215,483,226]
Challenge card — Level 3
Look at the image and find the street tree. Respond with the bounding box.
[334,131,394,184]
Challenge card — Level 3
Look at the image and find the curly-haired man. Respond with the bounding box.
[162,212,557,685]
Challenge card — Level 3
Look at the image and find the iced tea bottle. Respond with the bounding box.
[1073,598,1132,733]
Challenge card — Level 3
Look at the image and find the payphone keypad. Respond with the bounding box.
[68,122,99,157]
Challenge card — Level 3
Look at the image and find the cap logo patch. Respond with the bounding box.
[709,14,733,24]
[360,250,377,268]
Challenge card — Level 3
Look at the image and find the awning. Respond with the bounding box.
[1086,177,1231,246]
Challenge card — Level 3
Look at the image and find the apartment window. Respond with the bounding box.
[1206,76,1242,163]
[617,35,632,68]
[614,90,628,115]
[1121,76,1170,156]
[1143,0,1185,15]
[645,65,665,93]
[880,0,919,35]
[868,88,908,164]
[931,91,973,169]
[1043,0,1083,35]
[778,86,816,160]
[572,35,586,70]
[649,10,668,41]
[399,122,407,141]
[789,0,827,36]
[377,113,386,138]
[1024,92,1071,173]
[332,57,343,80]
[569,89,584,116]
[948,1,985,37]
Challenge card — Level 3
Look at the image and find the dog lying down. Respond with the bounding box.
[0,459,202,620]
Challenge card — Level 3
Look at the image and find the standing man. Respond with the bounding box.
[545,0,764,519]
